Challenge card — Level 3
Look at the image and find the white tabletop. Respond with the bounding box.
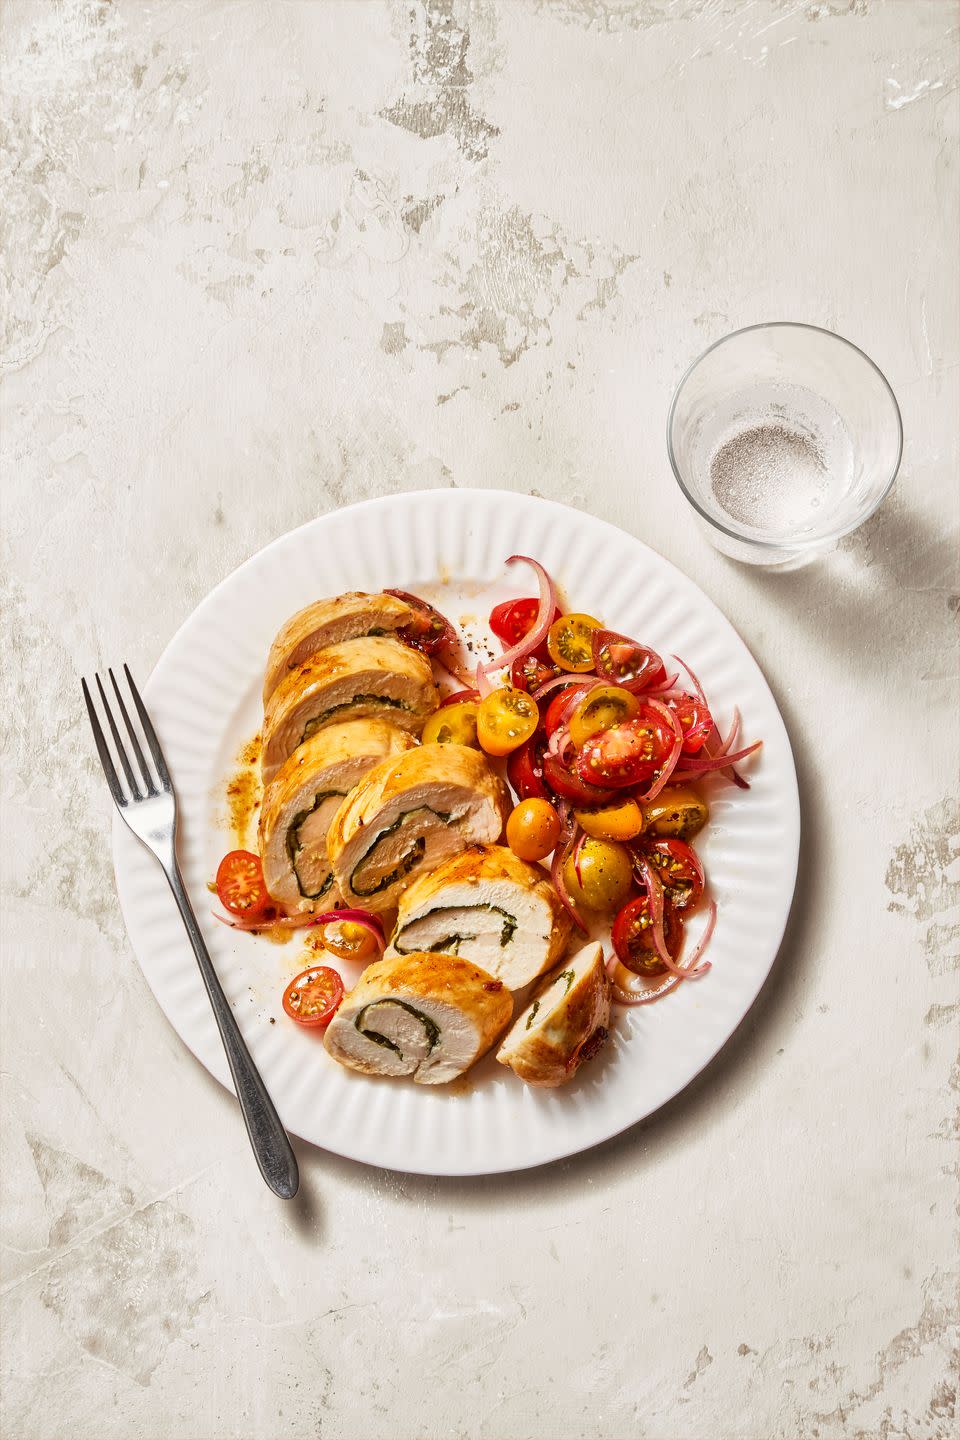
[2,3,957,1438]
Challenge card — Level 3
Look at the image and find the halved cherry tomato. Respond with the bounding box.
[489,598,560,650]
[641,837,705,911]
[562,838,633,912]
[476,687,539,757]
[281,965,344,1026]
[440,688,480,707]
[544,682,591,738]
[422,701,479,747]
[511,653,559,694]
[612,895,683,976]
[216,850,272,919]
[641,785,709,839]
[593,630,666,690]
[506,798,561,861]
[320,919,380,962]
[574,797,645,841]
[542,751,612,806]
[665,693,713,754]
[385,589,458,657]
[547,613,602,672]
[576,706,676,789]
[507,733,548,800]
[568,685,640,748]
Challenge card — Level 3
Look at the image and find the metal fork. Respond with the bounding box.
[82,665,299,1199]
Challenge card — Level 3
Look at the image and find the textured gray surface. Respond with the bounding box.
[1,2,958,1438]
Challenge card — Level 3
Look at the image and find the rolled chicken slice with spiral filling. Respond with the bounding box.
[258,719,416,913]
[323,952,513,1084]
[261,636,438,784]
[386,844,571,990]
[326,744,511,916]
[262,591,416,705]
[496,942,611,1088]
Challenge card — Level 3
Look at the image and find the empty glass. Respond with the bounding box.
[667,323,903,568]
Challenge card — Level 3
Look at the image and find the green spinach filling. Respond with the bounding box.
[355,1000,440,1061]
[285,789,344,900]
[558,968,575,994]
[393,903,518,955]
[350,806,451,897]
[302,693,409,743]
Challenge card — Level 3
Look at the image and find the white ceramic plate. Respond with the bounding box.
[113,489,799,1176]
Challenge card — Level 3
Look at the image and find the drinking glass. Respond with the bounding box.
[667,323,903,568]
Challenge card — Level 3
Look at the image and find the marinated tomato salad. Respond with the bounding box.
[209,557,761,1089]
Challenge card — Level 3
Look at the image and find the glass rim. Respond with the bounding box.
[666,321,904,552]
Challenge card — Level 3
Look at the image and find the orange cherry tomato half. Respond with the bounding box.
[216,850,272,919]
[574,797,645,841]
[320,919,380,962]
[547,613,602,673]
[506,798,562,861]
[476,687,539,757]
[281,966,344,1027]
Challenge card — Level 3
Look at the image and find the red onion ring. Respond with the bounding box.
[572,828,587,888]
[212,909,315,933]
[717,708,741,755]
[475,661,495,699]
[531,673,603,704]
[479,556,559,676]
[672,653,751,788]
[669,739,762,776]
[606,952,686,1006]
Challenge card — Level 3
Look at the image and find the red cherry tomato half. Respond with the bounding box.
[216,850,273,919]
[576,707,676,789]
[385,589,458,657]
[641,837,705,911]
[611,895,684,976]
[665,692,714,754]
[507,733,548,800]
[542,751,613,806]
[489,597,559,649]
[281,966,344,1027]
[511,653,560,694]
[543,683,591,738]
[592,630,666,690]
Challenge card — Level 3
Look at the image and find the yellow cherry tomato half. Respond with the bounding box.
[476,687,539,757]
[640,785,710,840]
[573,797,645,841]
[506,798,562,862]
[568,685,640,748]
[547,612,603,672]
[422,702,479,747]
[321,919,380,962]
[562,837,634,912]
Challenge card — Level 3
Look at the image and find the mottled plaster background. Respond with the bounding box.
[1,2,958,1438]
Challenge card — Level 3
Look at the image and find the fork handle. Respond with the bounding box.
[164,860,300,1199]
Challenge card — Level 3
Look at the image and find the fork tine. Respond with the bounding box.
[93,673,142,801]
[106,669,157,796]
[82,678,127,807]
[123,663,171,791]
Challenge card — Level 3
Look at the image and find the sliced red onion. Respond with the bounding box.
[670,740,762,775]
[550,820,588,933]
[308,908,386,949]
[717,707,741,756]
[572,828,587,888]
[212,909,314,933]
[635,697,684,804]
[637,857,710,979]
[479,556,559,676]
[475,661,495,698]
[606,952,686,1006]
[672,653,750,788]
[531,673,601,704]
[643,671,681,696]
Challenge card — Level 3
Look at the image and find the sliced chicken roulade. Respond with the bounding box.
[324,952,512,1084]
[497,942,611,1088]
[386,845,571,990]
[263,592,416,704]
[261,637,438,783]
[258,719,415,913]
[326,744,510,916]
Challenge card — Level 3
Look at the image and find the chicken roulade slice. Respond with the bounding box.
[261,636,438,784]
[326,744,510,916]
[263,591,416,704]
[324,952,512,1084]
[386,844,571,990]
[258,719,416,913]
[497,942,611,1088]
